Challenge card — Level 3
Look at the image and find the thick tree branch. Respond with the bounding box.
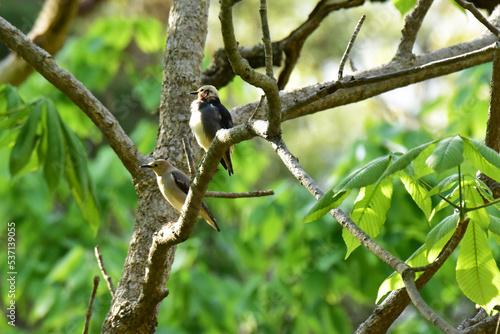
[0,17,144,177]
[229,8,500,126]
[394,0,434,60]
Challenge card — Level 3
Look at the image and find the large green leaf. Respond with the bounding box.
[381,141,435,179]
[304,189,350,224]
[343,178,393,258]
[457,222,500,312]
[412,143,436,178]
[61,121,89,204]
[462,137,500,181]
[464,182,490,230]
[42,101,65,191]
[9,100,44,176]
[425,212,459,250]
[399,171,432,219]
[426,135,464,174]
[336,155,392,191]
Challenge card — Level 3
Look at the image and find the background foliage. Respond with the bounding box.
[0,0,497,333]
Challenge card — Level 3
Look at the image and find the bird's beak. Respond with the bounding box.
[140,164,152,168]
[190,91,198,95]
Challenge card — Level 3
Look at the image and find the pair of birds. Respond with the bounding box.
[141,85,233,232]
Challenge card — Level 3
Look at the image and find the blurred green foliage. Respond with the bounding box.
[0,1,497,334]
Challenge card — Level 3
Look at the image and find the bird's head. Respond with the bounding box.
[190,85,219,100]
[140,159,172,175]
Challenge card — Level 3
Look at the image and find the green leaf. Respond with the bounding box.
[399,171,432,219]
[9,100,44,176]
[425,212,459,250]
[464,182,490,229]
[343,178,393,258]
[426,135,464,174]
[42,101,65,190]
[0,103,32,131]
[381,141,435,179]
[304,190,350,223]
[412,143,436,178]
[336,155,392,191]
[462,137,500,181]
[61,121,88,204]
[393,0,417,16]
[83,182,101,234]
[457,222,500,312]
[0,84,23,110]
[489,215,500,236]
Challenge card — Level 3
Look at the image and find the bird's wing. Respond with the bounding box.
[213,100,233,129]
[171,169,191,195]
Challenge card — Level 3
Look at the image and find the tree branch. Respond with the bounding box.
[402,270,459,333]
[0,17,144,177]
[454,0,500,36]
[82,275,100,334]
[206,190,274,198]
[278,0,364,89]
[230,12,500,126]
[219,0,281,137]
[394,0,434,60]
[338,15,366,80]
[355,218,470,333]
[94,246,116,297]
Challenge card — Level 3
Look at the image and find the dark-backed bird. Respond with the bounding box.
[190,85,234,176]
[140,159,220,231]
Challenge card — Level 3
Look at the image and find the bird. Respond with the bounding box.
[140,159,220,232]
[190,85,234,176]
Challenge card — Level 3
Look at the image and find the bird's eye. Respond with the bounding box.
[154,163,158,167]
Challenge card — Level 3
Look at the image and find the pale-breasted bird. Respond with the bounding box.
[190,85,234,176]
[140,159,220,232]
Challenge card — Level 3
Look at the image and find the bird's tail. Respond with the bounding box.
[200,202,220,231]
[220,145,234,176]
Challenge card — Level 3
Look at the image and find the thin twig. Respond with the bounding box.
[259,0,274,78]
[338,15,366,80]
[205,190,274,198]
[82,275,100,334]
[182,136,196,179]
[419,178,460,209]
[249,95,266,121]
[402,270,459,333]
[94,246,116,297]
[454,0,500,37]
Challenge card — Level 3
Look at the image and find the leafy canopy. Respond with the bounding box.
[305,134,500,312]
